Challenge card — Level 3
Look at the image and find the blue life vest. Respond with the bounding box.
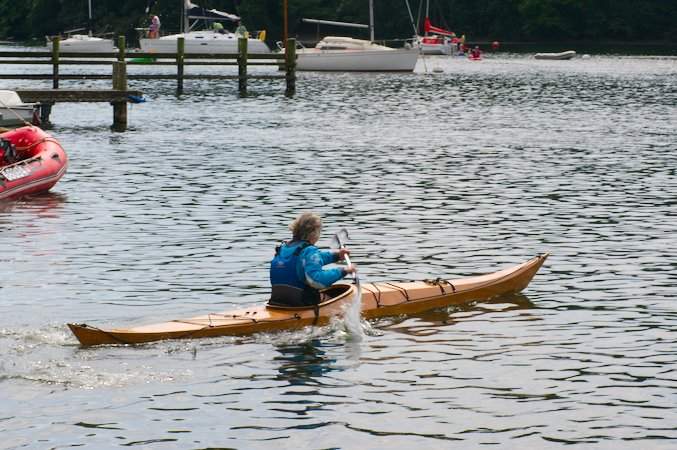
[269,241,320,306]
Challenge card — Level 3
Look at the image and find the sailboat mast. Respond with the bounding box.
[425,0,429,36]
[88,0,93,36]
[369,0,374,41]
[182,0,189,33]
[404,0,418,35]
[283,0,288,43]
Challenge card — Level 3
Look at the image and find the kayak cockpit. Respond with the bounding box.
[266,284,355,310]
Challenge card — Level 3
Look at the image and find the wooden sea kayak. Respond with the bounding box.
[68,253,548,346]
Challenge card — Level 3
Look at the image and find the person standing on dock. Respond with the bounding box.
[148,15,161,39]
[269,213,356,307]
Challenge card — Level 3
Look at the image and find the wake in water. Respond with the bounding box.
[0,323,197,389]
[336,278,380,341]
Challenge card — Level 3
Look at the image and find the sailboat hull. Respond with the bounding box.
[297,47,419,72]
[140,31,271,55]
[49,35,115,53]
[419,42,452,55]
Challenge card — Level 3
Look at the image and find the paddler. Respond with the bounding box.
[269,213,356,307]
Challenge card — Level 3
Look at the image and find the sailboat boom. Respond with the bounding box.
[301,18,368,29]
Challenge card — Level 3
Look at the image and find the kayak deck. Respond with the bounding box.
[68,253,548,346]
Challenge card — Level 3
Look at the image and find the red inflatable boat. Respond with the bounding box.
[0,126,68,200]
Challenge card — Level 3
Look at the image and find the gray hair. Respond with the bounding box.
[289,212,322,242]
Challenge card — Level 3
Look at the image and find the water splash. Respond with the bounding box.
[339,279,381,341]
[341,279,364,341]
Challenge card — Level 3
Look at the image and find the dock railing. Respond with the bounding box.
[0,36,296,96]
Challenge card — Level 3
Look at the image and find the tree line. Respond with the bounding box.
[1,0,675,43]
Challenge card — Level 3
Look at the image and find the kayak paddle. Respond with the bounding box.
[333,228,358,284]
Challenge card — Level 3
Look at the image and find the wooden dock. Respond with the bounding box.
[0,36,297,131]
[15,87,142,132]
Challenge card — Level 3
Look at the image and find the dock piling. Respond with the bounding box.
[39,102,54,127]
[238,37,248,97]
[285,38,296,97]
[51,37,59,89]
[177,37,185,94]
[112,61,128,131]
[117,35,126,62]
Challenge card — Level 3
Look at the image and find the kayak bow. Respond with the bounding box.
[68,253,548,346]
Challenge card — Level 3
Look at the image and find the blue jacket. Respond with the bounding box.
[269,240,346,306]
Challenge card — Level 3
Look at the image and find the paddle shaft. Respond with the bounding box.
[335,232,358,283]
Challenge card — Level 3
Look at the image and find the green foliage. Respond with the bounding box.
[0,0,33,40]
[0,0,675,43]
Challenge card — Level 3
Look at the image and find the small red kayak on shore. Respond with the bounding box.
[0,126,68,200]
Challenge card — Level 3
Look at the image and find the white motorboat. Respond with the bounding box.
[48,1,115,53]
[295,36,418,72]
[0,91,39,128]
[140,0,270,54]
[534,50,577,60]
[293,1,418,72]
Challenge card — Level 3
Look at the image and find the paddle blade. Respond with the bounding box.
[335,228,349,248]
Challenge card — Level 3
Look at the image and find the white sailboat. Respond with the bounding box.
[293,0,418,72]
[414,0,455,55]
[49,0,115,53]
[139,0,270,54]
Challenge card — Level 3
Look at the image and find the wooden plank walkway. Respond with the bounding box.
[15,89,142,103]
[14,88,143,131]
